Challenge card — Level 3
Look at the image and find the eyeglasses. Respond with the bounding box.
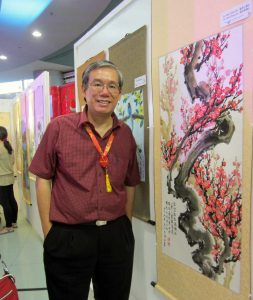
[88,81,120,95]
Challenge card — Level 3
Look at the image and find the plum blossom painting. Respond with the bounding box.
[114,89,145,181]
[159,26,243,292]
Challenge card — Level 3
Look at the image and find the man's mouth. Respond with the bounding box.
[97,99,111,104]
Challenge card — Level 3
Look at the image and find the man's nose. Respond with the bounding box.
[100,84,110,94]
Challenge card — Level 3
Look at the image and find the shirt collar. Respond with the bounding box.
[78,105,122,130]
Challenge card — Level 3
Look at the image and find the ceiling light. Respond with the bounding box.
[0,55,7,60]
[32,30,42,37]
[0,0,52,27]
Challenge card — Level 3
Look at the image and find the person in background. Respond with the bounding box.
[29,60,140,300]
[0,126,18,235]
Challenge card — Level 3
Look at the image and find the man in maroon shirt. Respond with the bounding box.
[29,60,140,300]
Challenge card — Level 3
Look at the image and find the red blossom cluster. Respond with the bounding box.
[161,33,243,172]
[180,33,230,69]
[202,33,230,61]
[180,44,194,65]
[188,63,243,133]
[191,153,242,263]
[161,127,180,169]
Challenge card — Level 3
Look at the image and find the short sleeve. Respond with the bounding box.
[29,119,59,179]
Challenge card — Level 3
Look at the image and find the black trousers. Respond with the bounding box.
[43,215,135,300]
[0,184,18,227]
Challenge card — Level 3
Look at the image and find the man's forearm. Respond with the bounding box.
[35,177,52,237]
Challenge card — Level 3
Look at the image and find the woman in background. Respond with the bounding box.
[0,126,18,235]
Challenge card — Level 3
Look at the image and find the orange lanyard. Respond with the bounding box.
[85,125,114,192]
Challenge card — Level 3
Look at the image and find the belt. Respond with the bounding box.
[86,220,113,226]
[53,215,124,228]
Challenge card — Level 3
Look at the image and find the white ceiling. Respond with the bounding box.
[0,0,122,83]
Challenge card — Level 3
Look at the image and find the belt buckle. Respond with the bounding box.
[96,220,107,226]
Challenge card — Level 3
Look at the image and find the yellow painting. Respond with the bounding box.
[26,90,36,180]
[12,99,22,174]
[0,112,11,141]
[21,93,31,204]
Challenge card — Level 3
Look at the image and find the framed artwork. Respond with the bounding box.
[159,26,243,292]
[115,89,145,181]
[28,72,50,181]
[26,89,35,177]
[12,99,22,174]
[0,112,11,140]
[34,85,45,149]
[21,93,31,204]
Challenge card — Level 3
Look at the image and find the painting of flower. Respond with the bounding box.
[159,26,243,292]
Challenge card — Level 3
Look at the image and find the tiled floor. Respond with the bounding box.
[0,207,94,300]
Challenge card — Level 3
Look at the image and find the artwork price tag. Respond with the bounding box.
[134,74,146,88]
[220,0,252,27]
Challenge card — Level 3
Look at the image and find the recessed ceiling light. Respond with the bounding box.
[32,30,42,37]
[0,55,7,60]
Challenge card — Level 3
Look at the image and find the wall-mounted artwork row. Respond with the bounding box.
[159,25,242,292]
[20,72,50,204]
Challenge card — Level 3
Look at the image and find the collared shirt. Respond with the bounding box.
[0,142,14,186]
[29,109,140,224]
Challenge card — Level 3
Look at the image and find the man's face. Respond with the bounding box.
[83,67,121,117]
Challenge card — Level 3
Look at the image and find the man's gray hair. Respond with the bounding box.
[82,60,123,90]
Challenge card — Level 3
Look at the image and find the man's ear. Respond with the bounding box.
[82,86,87,102]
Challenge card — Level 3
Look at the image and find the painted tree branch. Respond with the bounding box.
[184,41,211,102]
[165,38,242,194]
[121,113,144,122]
[174,115,235,278]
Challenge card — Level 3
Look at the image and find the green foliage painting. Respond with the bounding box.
[115,89,145,181]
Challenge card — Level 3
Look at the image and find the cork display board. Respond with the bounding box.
[77,51,106,111]
[109,25,150,221]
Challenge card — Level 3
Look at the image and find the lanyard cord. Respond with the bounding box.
[85,125,114,192]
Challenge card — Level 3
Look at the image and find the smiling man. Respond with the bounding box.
[29,60,140,300]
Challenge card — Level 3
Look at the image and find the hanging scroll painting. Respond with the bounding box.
[34,85,45,149]
[0,112,11,139]
[159,25,243,292]
[115,89,145,181]
[21,93,31,204]
[26,90,35,167]
[12,99,22,173]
